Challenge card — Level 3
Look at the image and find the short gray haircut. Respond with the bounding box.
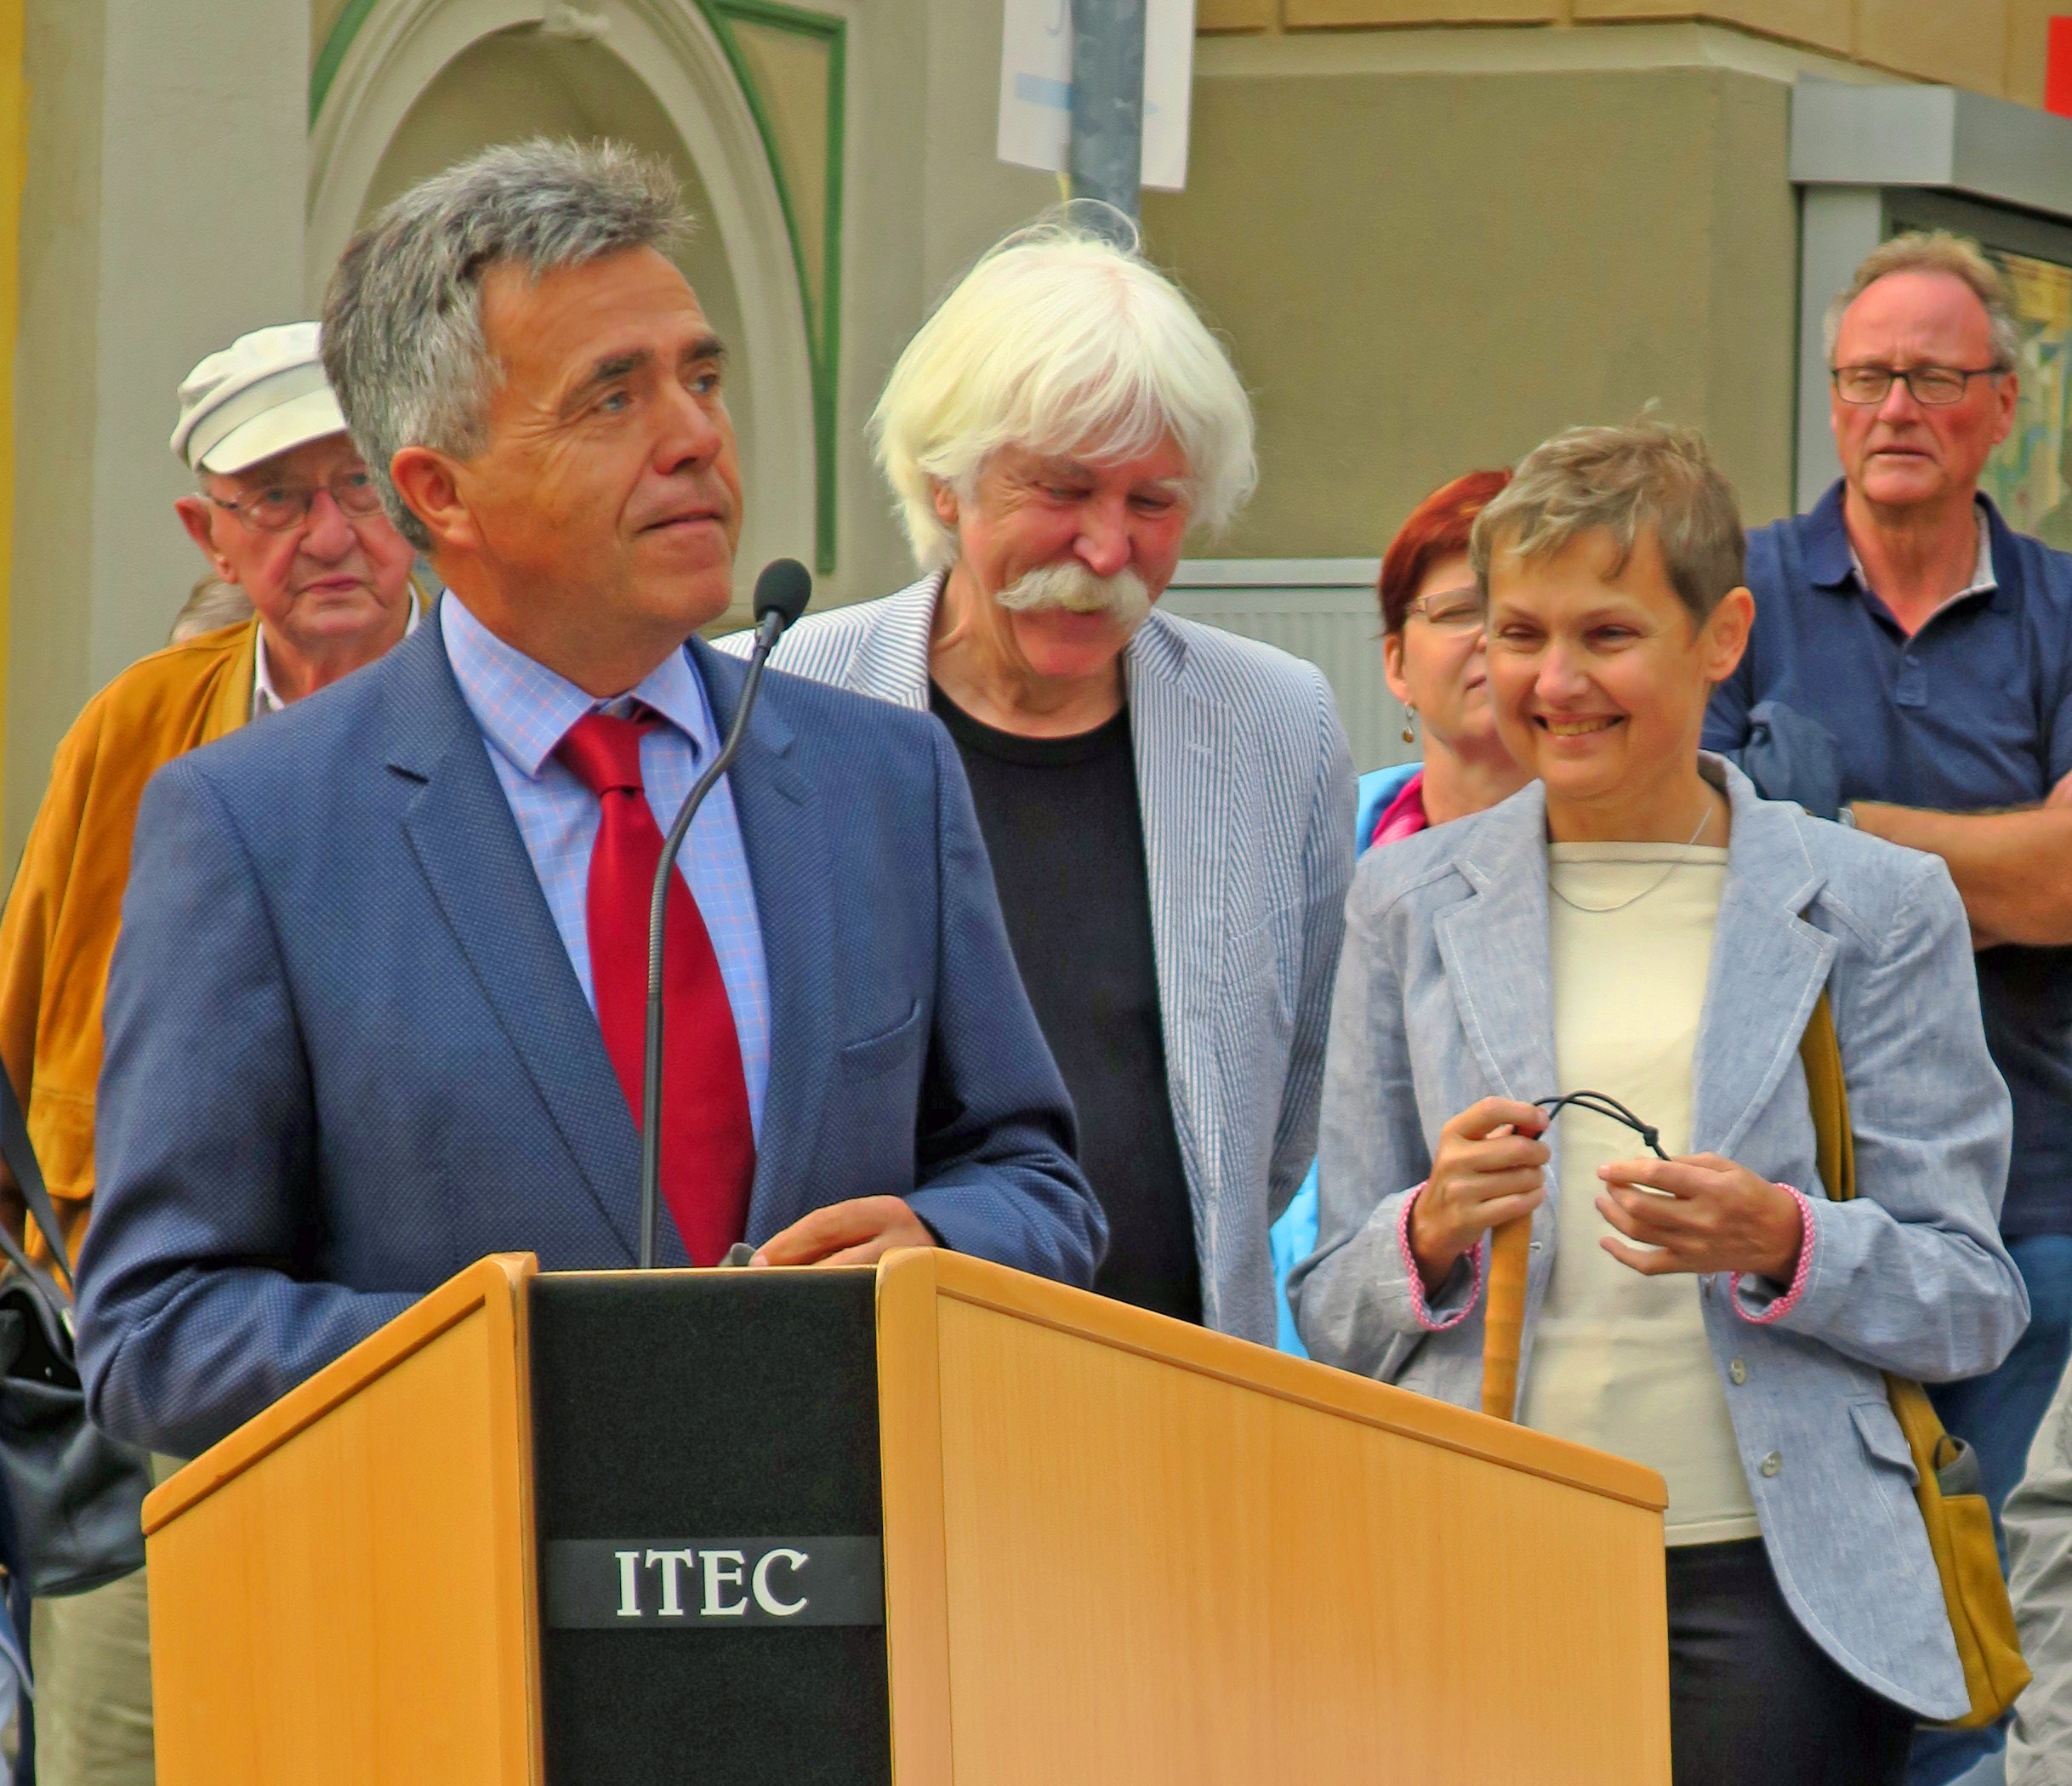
[1471,418,1745,626]
[1823,230,2021,370]
[870,210,1256,572]
[322,138,687,550]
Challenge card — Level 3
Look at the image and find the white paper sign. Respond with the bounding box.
[996,0,1196,192]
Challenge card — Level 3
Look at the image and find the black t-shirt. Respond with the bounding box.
[930,683,1201,1323]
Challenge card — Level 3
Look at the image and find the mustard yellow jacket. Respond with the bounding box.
[0,619,258,1261]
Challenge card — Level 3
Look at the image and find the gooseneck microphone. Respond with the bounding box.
[640,558,813,1269]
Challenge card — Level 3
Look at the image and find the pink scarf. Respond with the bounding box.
[1369,770,1429,849]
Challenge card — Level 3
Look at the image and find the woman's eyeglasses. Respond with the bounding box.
[1405,587,1485,634]
[1532,1091,1669,1160]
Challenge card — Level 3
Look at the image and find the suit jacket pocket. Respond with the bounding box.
[840,1000,924,1081]
[1853,1397,1921,1487]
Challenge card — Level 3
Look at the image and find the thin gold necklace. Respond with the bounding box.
[1548,797,1716,915]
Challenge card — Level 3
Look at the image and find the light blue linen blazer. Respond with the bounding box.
[719,576,1356,1343]
[1289,757,2028,1719]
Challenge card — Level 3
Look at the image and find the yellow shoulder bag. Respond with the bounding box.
[1799,991,2029,1728]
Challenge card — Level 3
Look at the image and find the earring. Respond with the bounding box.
[1402,706,1419,746]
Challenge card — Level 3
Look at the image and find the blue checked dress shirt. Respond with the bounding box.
[441,596,771,1136]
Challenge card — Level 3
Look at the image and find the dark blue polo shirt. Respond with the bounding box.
[1705,481,2072,1237]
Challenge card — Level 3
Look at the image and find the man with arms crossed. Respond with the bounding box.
[74,141,1101,1462]
[1703,231,2072,1786]
[729,219,1353,1340]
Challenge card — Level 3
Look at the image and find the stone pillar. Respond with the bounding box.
[8,0,307,855]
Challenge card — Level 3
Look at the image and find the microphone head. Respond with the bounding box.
[752,558,812,632]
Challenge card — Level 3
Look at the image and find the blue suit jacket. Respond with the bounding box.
[77,615,1103,1457]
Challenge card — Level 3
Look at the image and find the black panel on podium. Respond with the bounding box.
[528,1271,891,1785]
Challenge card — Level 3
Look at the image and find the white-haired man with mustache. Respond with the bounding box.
[725,216,1355,1340]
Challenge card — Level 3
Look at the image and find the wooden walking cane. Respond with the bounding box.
[1480,1214,1533,1420]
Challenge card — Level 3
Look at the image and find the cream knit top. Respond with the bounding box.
[1519,844,1757,1547]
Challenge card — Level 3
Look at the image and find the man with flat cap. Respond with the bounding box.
[0,321,426,1783]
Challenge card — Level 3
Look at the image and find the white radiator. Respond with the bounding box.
[1162,559,1415,776]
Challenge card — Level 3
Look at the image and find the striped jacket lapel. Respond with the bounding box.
[840,577,936,706]
[1126,614,1227,1288]
[766,589,1229,1309]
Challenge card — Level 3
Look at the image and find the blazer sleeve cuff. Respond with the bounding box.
[1729,1185,1815,1324]
[1399,1184,1483,1332]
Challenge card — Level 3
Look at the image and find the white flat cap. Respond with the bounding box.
[170,321,349,475]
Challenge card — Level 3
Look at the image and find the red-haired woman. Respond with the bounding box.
[1366,469,1531,842]
[1272,469,1529,1351]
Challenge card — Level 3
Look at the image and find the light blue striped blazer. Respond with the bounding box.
[718,575,1356,1342]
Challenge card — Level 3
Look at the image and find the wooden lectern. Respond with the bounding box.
[142,1250,1670,1784]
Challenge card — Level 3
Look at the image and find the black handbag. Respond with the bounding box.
[0,1066,150,1596]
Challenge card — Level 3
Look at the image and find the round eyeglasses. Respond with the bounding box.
[208,469,385,534]
[1830,363,2009,407]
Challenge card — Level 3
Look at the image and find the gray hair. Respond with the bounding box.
[322,138,687,550]
[1471,418,1745,626]
[1823,230,2021,370]
[870,209,1256,572]
[168,576,255,645]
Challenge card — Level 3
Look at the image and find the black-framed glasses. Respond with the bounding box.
[1830,363,2009,407]
[208,469,384,534]
[1405,586,1485,634]
[1533,1091,1669,1160]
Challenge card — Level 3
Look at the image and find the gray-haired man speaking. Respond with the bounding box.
[74,140,1100,1464]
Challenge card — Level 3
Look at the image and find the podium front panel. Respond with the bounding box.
[528,1270,890,1785]
[145,1251,1670,1786]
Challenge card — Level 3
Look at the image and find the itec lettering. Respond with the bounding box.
[542,1536,885,1630]
[612,1544,809,1619]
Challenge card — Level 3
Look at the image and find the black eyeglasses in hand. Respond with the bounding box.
[1531,1091,1670,1160]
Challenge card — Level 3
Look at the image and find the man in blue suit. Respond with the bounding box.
[75,139,1103,1460]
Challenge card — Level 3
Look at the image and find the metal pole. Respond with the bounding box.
[1068,0,1146,225]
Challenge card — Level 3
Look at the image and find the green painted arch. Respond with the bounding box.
[309,0,845,574]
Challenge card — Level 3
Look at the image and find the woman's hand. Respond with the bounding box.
[1409,1098,1550,1293]
[1597,1153,1802,1282]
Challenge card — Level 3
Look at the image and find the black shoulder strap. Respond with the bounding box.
[0,1068,72,1296]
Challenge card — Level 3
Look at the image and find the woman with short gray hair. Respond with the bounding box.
[1294,420,2026,1783]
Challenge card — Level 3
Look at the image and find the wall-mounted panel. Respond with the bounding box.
[1163,560,1414,775]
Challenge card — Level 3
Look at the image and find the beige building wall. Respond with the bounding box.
[9,0,307,862]
[1199,0,2056,104]
[4,1,2052,858]
[1143,26,1866,560]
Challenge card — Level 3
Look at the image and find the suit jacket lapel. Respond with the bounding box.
[1433,784,1561,1113]
[845,577,938,708]
[691,641,837,1238]
[1689,764,1836,1162]
[383,622,651,1260]
[1129,615,1228,1210]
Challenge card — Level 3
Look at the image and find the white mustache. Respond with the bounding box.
[993,560,1152,632]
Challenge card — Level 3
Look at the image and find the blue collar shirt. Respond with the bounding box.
[1707,480,2072,1233]
[441,595,771,1138]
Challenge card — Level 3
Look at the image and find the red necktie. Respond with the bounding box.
[555,711,754,1265]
